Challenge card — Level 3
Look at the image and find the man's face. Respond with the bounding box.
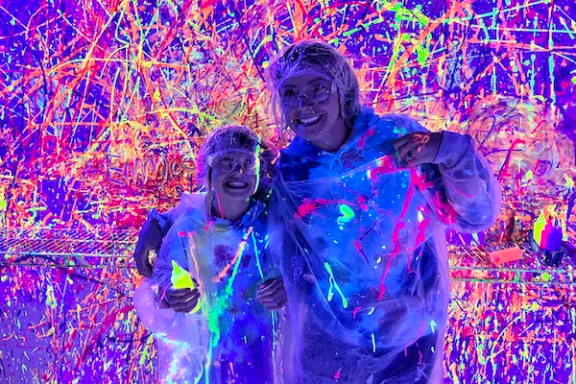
[279,74,343,144]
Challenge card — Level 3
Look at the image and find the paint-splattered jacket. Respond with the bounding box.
[133,193,282,384]
[270,106,501,384]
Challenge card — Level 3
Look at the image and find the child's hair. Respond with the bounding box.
[266,39,361,138]
[197,125,278,204]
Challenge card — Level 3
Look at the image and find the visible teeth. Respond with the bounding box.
[299,115,321,124]
[228,181,247,188]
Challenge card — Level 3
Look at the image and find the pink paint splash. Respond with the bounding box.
[334,367,342,380]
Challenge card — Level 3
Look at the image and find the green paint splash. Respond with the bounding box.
[337,204,355,225]
[324,262,348,308]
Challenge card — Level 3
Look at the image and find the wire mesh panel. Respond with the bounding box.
[1,228,575,383]
[0,227,149,384]
[0,227,137,269]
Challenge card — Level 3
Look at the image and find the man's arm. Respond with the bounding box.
[390,114,502,232]
[132,193,200,277]
[133,215,164,277]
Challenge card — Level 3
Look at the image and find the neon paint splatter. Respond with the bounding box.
[0,0,573,382]
[336,204,355,225]
[324,262,349,308]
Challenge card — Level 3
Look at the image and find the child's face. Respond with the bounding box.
[210,150,259,202]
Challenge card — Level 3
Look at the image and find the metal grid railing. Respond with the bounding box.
[0,227,137,269]
[1,227,574,284]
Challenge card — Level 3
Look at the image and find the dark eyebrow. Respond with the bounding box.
[307,77,328,85]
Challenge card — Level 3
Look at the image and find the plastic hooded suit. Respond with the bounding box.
[268,107,502,384]
[133,193,283,384]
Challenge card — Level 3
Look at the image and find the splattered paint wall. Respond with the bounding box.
[1,0,574,231]
[1,0,575,383]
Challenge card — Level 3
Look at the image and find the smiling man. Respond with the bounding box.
[266,40,502,384]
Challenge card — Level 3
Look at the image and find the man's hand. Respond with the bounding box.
[393,131,444,167]
[133,219,163,277]
[256,278,287,310]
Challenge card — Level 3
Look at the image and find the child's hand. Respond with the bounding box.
[168,261,201,313]
[165,284,201,313]
[256,278,287,310]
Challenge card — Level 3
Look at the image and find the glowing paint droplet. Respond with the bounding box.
[337,204,355,225]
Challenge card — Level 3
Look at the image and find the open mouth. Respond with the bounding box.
[296,114,322,126]
[225,180,249,190]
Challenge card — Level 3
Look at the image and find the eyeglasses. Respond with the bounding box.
[279,80,336,108]
[210,155,259,173]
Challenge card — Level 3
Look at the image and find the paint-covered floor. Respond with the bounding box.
[0,228,574,384]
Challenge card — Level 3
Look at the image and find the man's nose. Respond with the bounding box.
[298,93,312,108]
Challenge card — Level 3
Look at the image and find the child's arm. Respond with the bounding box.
[132,278,176,334]
[153,220,191,291]
[256,236,287,310]
[153,216,202,314]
